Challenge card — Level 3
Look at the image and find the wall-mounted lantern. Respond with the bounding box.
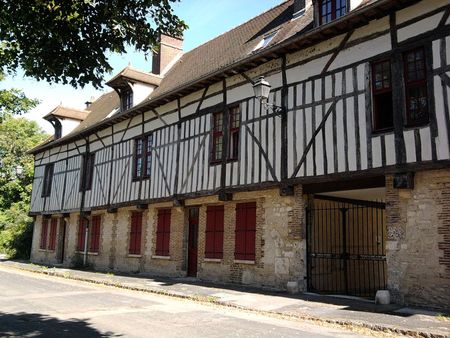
[252,76,285,116]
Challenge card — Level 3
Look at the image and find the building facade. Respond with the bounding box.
[29,0,450,309]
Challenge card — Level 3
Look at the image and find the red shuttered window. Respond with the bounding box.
[77,218,87,252]
[235,202,257,261]
[205,205,224,259]
[89,215,101,253]
[47,218,58,251]
[156,209,171,256]
[40,219,49,250]
[129,211,143,255]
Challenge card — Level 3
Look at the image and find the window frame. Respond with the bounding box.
[80,152,95,192]
[41,163,54,197]
[40,219,49,250]
[210,104,241,165]
[234,202,257,261]
[129,211,143,255]
[318,0,348,25]
[205,205,224,259]
[47,218,58,251]
[77,217,87,252]
[371,58,394,133]
[121,88,133,111]
[155,208,171,256]
[133,134,153,180]
[370,46,432,134]
[403,47,430,127]
[89,215,101,253]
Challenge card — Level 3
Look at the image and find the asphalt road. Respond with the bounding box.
[0,268,369,338]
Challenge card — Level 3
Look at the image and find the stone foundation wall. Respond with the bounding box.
[30,187,307,290]
[386,169,450,309]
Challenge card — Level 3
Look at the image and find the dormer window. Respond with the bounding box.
[253,31,278,52]
[121,88,133,111]
[319,0,347,25]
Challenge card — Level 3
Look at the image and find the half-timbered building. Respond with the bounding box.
[29,0,450,308]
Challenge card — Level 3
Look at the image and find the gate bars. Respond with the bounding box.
[306,195,387,298]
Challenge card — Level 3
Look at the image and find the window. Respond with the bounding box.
[121,88,133,111]
[404,48,429,126]
[156,209,171,256]
[253,31,278,51]
[211,112,224,163]
[371,47,430,132]
[234,202,257,261]
[133,135,153,179]
[210,105,241,164]
[205,205,224,259]
[129,211,143,255]
[41,163,54,197]
[89,215,101,253]
[48,218,58,251]
[80,153,95,192]
[77,218,87,252]
[372,59,394,132]
[40,219,49,250]
[319,0,347,25]
[229,106,241,160]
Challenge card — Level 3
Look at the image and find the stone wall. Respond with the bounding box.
[30,187,307,291]
[386,169,450,309]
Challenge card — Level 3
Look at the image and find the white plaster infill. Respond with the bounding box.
[127,254,142,258]
[234,259,255,265]
[152,255,170,260]
[203,258,221,263]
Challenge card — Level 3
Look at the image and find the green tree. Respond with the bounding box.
[0,115,48,258]
[0,72,39,121]
[0,0,187,89]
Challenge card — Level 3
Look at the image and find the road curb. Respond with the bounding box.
[1,263,447,338]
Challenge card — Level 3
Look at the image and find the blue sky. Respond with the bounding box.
[1,0,282,133]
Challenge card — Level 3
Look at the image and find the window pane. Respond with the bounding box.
[406,85,428,124]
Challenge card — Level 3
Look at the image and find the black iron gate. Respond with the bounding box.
[306,195,387,298]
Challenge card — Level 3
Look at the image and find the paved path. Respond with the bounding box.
[0,268,368,338]
[0,261,449,337]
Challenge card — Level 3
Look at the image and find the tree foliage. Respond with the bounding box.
[0,73,39,121]
[0,0,187,88]
[0,115,48,258]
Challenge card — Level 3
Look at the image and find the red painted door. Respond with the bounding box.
[187,208,199,277]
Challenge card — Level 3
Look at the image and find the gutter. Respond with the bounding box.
[30,0,417,155]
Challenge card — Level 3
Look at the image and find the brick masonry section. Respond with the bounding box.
[386,169,450,309]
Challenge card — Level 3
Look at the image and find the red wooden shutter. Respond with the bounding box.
[205,205,224,259]
[89,215,101,253]
[129,211,143,255]
[77,218,87,251]
[48,218,58,251]
[235,202,256,261]
[156,209,171,256]
[40,219,49,250]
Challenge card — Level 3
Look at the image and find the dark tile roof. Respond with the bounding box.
[43,105,89,121]
[106,66,162,87]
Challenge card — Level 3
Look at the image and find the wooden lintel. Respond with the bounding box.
[218,191,233,202]
[107,208,118,214]
[62,213,70,218]
[137,204,148,210]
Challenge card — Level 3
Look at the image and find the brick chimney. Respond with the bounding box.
[152,34,183,76]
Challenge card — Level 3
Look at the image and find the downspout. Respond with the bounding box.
[79,137,90,267]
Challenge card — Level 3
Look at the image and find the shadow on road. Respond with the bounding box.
[0,312,120,337]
